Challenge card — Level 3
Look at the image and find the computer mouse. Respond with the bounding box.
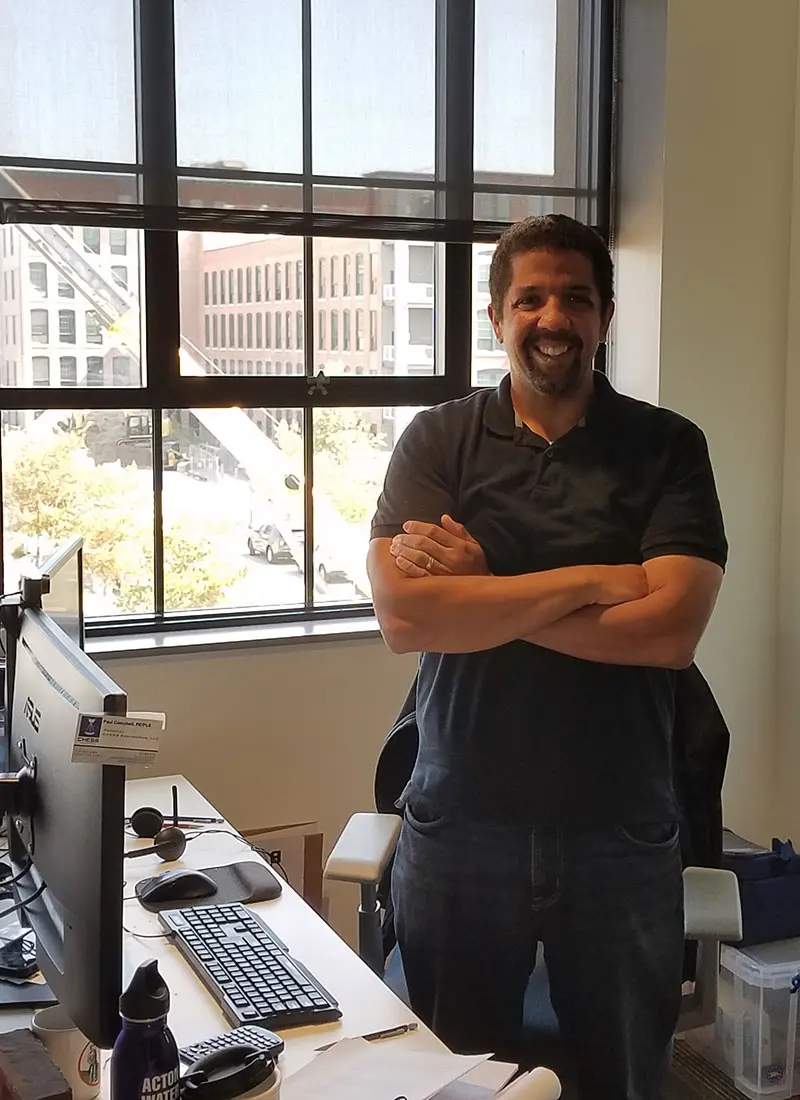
[138,868,218,904]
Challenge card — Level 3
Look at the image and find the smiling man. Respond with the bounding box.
[367,215,727,1099]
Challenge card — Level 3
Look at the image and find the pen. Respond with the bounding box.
[315,1021,418,1052]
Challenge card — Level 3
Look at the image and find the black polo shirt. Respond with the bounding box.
[370,372,727,827]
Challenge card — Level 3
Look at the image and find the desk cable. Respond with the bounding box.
[0,880,46,921]
[0,874,46,921]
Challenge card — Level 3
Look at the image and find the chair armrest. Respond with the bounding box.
[683,867,742,941]
[324,812,401,886]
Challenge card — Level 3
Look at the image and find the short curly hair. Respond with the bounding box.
[489,214,614,316]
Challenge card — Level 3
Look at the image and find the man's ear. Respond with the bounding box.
[487,303,504,344]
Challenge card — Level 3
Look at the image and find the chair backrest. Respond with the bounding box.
[373,674,419,815]
[374,713,419,815]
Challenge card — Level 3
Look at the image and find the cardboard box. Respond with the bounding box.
[240,822,324,913]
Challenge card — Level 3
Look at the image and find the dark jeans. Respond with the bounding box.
[391,799,684,1100]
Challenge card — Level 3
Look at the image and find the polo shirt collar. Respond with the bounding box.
[483,369,618,439]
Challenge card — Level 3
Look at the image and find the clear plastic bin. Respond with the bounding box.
[688,938,800,1098]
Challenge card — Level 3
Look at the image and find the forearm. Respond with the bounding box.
[524,589,694,668]
[376,568,602,654]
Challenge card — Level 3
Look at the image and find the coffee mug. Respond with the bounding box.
[31,1004,101,1100]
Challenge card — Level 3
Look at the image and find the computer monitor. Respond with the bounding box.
[38,536,84,651]
[5,606,126,1048]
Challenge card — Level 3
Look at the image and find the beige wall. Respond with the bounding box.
[99,639,417,942]
[615,0,799,842]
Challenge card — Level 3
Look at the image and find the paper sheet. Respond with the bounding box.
[281,1037,490,1100]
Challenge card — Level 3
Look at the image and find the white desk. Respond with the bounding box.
[0,774,445,1096]
[121,775,446,1079]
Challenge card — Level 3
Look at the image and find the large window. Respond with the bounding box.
[29,262,48,297]
[370,310,378,352]
[60,356,78,386]
[59,310,76,344]
[86,357,105,386]
[85,310,103,345]
[32,356,50,386]
[0,0,610,633]
[30,309,49,344]
[82,227,101,254]
[109,229,127,255]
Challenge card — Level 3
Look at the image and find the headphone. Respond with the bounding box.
[125,785,222,863]
[124,824,188,863]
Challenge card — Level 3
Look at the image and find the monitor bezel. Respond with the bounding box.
[6,607,125,1049]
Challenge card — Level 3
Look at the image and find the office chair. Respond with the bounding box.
[325,715,743,1071]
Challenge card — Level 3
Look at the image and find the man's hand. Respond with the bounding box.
[391,514,491,577]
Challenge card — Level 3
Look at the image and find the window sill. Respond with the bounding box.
[87,614,382,661]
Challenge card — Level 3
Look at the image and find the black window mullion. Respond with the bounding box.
[303,408,315,609]
[595,0,618,244]
[301,0,315,603]
[436,0,475,398]
[304,238,315,374]
[151,408,165,615]
[134,0,178,209]
[134,0,179,616]
[302,0,313,204]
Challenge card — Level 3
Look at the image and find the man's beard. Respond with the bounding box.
[517,339,585,397]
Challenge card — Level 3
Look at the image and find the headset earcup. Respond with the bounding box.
[130,806,165,838]
[153,825,187,862]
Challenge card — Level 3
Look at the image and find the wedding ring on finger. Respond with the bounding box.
[427,554,434,573]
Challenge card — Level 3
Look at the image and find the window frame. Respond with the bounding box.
[0,0,614,636]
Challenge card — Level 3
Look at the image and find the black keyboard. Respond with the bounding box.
[159,903,341,1030]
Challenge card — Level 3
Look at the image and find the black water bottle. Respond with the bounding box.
[111,959,180,1100]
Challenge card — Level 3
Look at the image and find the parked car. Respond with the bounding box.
[247,522,298,564]
[246,524,348,585]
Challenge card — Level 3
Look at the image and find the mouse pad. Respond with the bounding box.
[134,860,283,912]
